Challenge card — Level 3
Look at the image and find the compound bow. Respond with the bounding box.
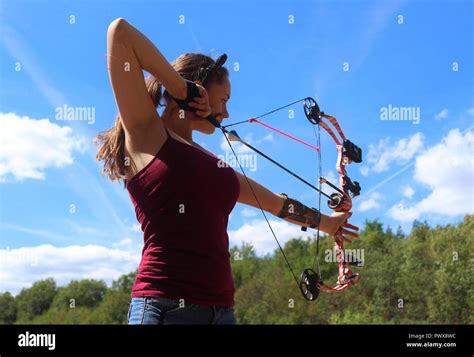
[207,97,363,301]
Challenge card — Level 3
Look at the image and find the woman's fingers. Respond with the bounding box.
[196,111,211,118]
[340,228,359,238]
[341,236,353,243]
[344,222,359,231]
[188,102,211,115]
[189,83,211,118]
[196,84,209,99]
[188,100,206,107]
[195,106,212,118]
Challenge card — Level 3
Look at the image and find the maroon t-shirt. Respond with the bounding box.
[125,130,240,307]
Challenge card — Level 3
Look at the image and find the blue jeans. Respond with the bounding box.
[127,296,237,325]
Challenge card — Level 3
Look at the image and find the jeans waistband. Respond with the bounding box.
[134,295,233,310]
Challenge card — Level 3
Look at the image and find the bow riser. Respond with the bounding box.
[304,100,363,295]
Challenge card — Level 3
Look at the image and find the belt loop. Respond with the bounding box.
[140,297,148,324]
[211,306,217,324]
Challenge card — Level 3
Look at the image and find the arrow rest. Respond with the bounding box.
[227,130,241,142]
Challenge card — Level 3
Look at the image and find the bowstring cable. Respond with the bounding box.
[221,130,301,288]
[222,98,307,129]
[312,123,322,278]
[221,98,325,289]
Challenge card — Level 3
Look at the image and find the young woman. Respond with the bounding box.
[95,18,359,325]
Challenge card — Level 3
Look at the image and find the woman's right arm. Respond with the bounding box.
[106,18,186,137]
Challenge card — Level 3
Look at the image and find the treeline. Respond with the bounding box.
[1,216,472,324]
[0,271,136,324]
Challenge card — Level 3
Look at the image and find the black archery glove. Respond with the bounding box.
[170,79,201,112]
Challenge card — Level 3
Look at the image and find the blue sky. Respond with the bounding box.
[1,0,473,295]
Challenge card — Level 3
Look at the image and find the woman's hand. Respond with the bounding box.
[188,83,212,119]
[324,211,359,240]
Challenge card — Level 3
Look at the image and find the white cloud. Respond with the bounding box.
[367,133,424,173]
[220,132,253,154]
[402,185,415,198]
[388,129,474,221]
[240,207,259,218]
[387,202,420,222]
[360,166,370,177]
[434,109,448,120]
[414,129,471,193]
[219,131,277,155]
[261,133,274,142]
[0,112,86,182]
[357,192,383,212]
[0,242,142,296]
[112,238,133,248]
[132,223,142,233]
[467,107,474,116]
[229,218,316,256]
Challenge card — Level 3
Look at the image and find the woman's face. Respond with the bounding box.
[193,76,231,134]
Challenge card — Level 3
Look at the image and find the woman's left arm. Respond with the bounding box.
[235,171,284,215]
[234,171,359,238]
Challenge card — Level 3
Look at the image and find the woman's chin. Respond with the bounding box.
[205,126,217,135]
[197,122,219,135]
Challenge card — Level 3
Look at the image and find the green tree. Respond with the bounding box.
[28,306,96,324]
[88,271,138,324]
[230,243,260,290]
[110,270,137,293]
[51,279,107,309]
[8,216,473,325]
[0,292,18,324]
[92,290,131,324]
[15,278,57,322]
[426,215,473,323]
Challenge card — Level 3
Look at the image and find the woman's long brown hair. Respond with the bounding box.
[94,53,229,182]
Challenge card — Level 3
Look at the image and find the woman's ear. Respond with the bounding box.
[195,80,203,86]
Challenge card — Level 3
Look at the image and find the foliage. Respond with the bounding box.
[14,278,57,322]
[50,279,108,310]
[2,217,472,324]
[0,292,17,324]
